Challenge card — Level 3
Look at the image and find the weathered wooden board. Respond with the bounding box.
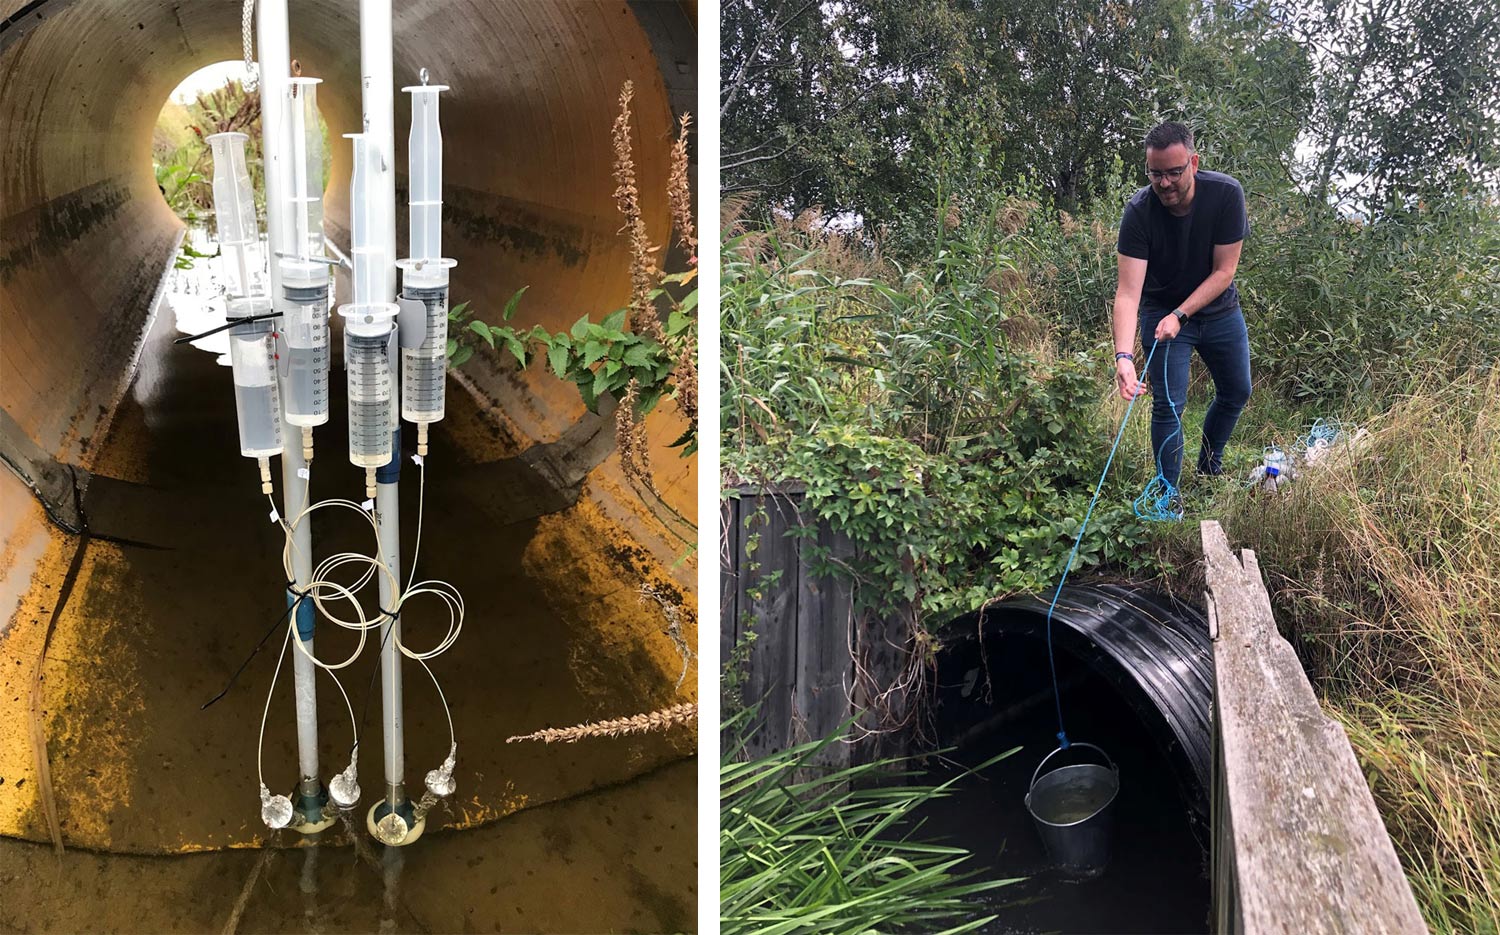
[733,491,803,760]
[1202,520,1426,934]
[793,522,855,770]
[722,486,894,766]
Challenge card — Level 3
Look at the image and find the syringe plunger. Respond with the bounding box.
[339,132,399,474]
[397,78,456,431]
[206,132,266,303]
[278,78,332,433]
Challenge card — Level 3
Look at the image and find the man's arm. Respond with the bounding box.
[1113,253,1148,399]
[1175,240,1242,317]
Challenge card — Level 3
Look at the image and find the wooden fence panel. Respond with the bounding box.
[724,488,876,764]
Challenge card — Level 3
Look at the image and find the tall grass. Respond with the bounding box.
[1157,368,1500,933]
[721,723,1021,935]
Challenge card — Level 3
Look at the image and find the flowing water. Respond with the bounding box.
[0,237,696,932]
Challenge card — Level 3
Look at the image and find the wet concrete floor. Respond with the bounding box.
[0,272,696,929]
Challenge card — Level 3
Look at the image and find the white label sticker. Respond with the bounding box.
[362,499,375,512]
[269,508,281,524]
[412,454,424,466]
[297,468,310,480]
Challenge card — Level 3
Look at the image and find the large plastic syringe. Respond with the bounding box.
[207,132,282,494]
[395,75,457,456]
[276,77,331,459]
[337,133,398,498]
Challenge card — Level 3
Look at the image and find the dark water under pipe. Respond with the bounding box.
[911,585,1214,933]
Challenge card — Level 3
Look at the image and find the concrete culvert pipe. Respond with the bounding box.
[0,0,697,906]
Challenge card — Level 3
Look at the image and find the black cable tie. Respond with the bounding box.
[172,310,284,345]
[286,582,313,599]
[200,599,299,710]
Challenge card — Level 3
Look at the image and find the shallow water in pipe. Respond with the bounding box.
[0,273,694,926]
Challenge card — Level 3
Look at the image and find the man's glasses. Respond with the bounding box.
[1146,164,1189,183]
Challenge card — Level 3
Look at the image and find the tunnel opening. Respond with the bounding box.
[1,2,697,929]
[911,588,1214,933]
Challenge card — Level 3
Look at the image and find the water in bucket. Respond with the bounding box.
[1025,742,1120,879]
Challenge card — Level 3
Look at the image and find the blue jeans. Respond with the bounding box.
[1139,307,1252,487]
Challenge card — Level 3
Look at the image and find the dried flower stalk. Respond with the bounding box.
[673,344,698,423]
[616,379,659,496]
[667,112,697,263]
[611,81,663,340]
[506,703,698,744]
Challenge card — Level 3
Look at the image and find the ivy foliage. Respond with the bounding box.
[723,228,1151,624]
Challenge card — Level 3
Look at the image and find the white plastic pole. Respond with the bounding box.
[258,0,320,800]
[360,0,406,813]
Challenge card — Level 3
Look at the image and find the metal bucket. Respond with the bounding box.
[1025,742,1120,879]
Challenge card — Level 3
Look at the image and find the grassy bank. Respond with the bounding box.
[1151,371,1500,932]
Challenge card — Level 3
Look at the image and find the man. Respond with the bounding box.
[1113,121,1251,499]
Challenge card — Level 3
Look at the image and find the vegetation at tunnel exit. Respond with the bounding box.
[721,0,1500,930]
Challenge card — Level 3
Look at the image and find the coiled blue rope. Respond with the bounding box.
[1296,417,1345,452]
[1044,337,1170,749]
[1132,340,1185,523]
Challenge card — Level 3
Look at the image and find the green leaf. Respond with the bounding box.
[548,344,570,378]
[592,365,613,399]
[503,334,527,368]
[583,340,607,366]
[450,345,473,368]
[445,338,458,357]
[578,379,599,413]
[602,307,627,333]
[469,320,496,348]
[623,343,655,367]
[666,310,692,336]
[570,313,591,339]
[502,286,528,321]
[679,289,698,313]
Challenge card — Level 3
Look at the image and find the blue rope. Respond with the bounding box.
[1296,417,1344,453]
[1133,339,1185,523]
[1044,337,1164,749]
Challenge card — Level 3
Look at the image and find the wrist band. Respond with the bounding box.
[1115,352,1134,362]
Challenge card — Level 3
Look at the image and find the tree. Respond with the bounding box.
[1285,0,1500,211]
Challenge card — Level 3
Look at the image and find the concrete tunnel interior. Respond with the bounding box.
[0,0,698,899]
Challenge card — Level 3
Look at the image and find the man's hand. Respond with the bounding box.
[1153,314,1182,343]
[1116,359,1145,400]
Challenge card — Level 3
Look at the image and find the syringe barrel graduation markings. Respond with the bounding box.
[206,132,283,460]
[338,133,398,471]
[278,77,331,429]
[395,81,457,426]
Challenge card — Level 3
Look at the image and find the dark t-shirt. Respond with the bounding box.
[1117,169,1249,318]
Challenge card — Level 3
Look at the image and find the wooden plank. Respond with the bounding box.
[1201,520,1425,934]
[793,523,855,772]
[735,492,802,761]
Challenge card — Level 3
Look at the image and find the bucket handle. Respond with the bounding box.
[1029,742,1118,793]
